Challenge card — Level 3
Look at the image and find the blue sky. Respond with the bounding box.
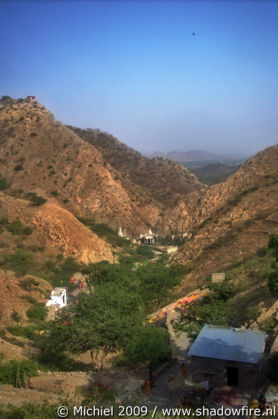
[1,1,278,156]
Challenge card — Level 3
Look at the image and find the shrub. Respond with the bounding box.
[7,325,36,340]
[51,190,59,196]
[25,192,47,206]
[27,302,47,322]
[20,295,36,304]
[0,177,8,190]
[14,164,23,171]
[261,316,278,333]
[7,219,24,234]
[30,132,37,137]
[0,359,38,387]
[23,226,33,235]
[11,311,21,322]
[19,277,39,291]
[0,217,8,226]
[25,245,44,252]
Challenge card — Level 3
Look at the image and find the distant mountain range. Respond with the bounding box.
[147,150,247,163]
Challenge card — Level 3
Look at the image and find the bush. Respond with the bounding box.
[19,277,39,291]
[7,219,24,234]
[26,302,47,322]
[25,245,44,252]
[20,295,36,304]
[0,177,8,190]
[14,164,23,171]
[268,268,278,295]
[0,359,38,387]
[25,192,47,206]
[125,326,172,367]
[11,311,21,322]
[0,217,8,226]
[261,316,278,333]
[7,325,36,340]
[23,226,33,235]
[209,281,235,301]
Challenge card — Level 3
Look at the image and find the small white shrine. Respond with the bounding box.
[46,287,67,310]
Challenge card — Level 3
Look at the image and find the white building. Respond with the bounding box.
[139,229,155,244]
[46,287,67,310]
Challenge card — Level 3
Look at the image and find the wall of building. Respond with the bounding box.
[190,356,260,388]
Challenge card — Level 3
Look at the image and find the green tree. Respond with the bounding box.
[269,234,278,262]
[42,283,144,371]
[268,268,278,295]
[174,296,232,338]
[137,262,181,309]
[125,325,171,367]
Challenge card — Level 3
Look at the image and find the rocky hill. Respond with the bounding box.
[68,127,206,208]
[0,97,204,238]
[1,96,278,282]
[171,145,278,290]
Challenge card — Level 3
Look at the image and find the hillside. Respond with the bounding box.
[0,97,204,237]
[68,127,206,208]
[171,145,278,291]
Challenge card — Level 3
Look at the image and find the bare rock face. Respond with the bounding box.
[32,203,114,264]
[171,145,278,289]
[0,192,113,264]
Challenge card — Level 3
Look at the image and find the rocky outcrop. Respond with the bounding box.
[32,203,114,263]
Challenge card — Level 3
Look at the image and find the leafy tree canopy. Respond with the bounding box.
[125,325,171,367]
[43,282,144,369]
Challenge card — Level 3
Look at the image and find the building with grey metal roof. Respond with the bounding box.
[187,325,266,387]
[188,325,266,364]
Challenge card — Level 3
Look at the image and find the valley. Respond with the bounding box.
[0,96,278,417]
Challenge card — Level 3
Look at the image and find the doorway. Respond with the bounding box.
[226,367,238,386]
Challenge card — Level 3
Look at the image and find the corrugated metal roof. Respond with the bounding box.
[188,325,266,364]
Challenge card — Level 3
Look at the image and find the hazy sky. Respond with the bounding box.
[1,1,278,156]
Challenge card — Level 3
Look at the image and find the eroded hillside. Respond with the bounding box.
[68,127,206,208]
[172,145,278,290]
[0,98,206,237]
